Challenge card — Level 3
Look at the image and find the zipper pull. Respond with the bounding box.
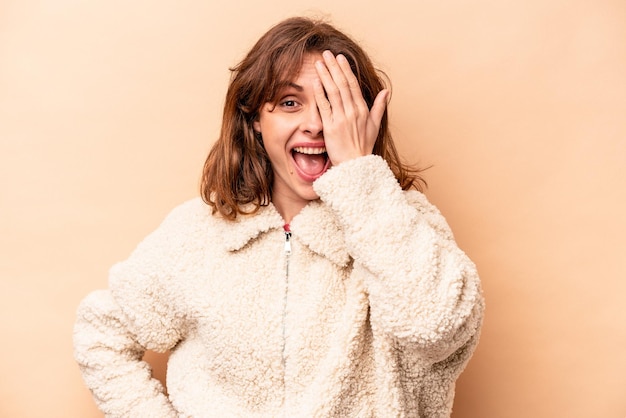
[284,231,292,254]
[284,224,291,254]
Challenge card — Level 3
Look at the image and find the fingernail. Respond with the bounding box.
[323,50,333,59]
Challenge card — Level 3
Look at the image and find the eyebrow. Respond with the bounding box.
[276,81,303,92]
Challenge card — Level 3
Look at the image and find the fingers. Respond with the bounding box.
[315,51,383,117]
[314,53,344,117]
[316,51,361,118]
[335,53,368,114]
[313,50,388,165]
[370,89,389,130]
[313,77,332,122]
[322,51,355,115]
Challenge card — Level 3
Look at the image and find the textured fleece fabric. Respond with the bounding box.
[74,155,484,418]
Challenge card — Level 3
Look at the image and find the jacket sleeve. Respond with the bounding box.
[313,155,484,364]
[73,200,201,417]
[73,290,178,417]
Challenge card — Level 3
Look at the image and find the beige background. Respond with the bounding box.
[1,0,625,417]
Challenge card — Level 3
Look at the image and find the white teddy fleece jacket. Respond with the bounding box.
[74,155,484,418]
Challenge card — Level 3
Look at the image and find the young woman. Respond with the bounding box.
[74,16,484,417]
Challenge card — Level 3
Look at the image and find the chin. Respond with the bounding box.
[298,188,320,202]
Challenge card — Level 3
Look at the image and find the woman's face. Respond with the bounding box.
[253,53,330,221]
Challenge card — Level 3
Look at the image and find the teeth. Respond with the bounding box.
[293,146,327,155]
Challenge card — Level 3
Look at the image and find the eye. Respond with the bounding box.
[278,97,301,111]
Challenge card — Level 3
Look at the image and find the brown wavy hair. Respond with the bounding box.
[201,16,426,220]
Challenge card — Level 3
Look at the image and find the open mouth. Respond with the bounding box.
[291,146,330,181]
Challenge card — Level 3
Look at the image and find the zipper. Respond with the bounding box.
[281,224,291,413]
[284,229,292,254]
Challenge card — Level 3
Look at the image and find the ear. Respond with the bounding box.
[253,119,261,133]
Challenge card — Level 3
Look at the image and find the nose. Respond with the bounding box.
[300,105,323,138]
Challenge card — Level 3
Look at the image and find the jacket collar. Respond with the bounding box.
[217,200,350,267]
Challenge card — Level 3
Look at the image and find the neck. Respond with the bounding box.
[271,192,308,224]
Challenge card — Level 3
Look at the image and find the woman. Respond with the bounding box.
[74,16,484,417]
